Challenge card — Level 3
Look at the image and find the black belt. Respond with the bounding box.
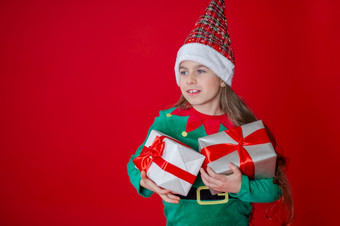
[177,186,232,205]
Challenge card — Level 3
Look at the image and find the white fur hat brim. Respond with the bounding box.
[174,43,235,86]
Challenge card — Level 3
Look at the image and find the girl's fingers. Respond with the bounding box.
[140,170,180,204]
[201,168,217,183]
[160,193,180,204]
[166,193,180,201]
[206,167,218,177]
[141,171,164,193]
[141,177,173,196]
[200,168,217,188]
[206,167,225,181]
[200,167,212,179]
[228,163,241,175]
[200,168,212,183]
[200,168,209,183]
[141,170,148,179]
[157,188,171,195]
[201,167,230,191]
[148,183,169,195]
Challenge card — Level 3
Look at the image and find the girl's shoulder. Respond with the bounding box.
[158,106,177,117]
[154,106,189,126]
[157,106,193,121]
[151,107,178,127]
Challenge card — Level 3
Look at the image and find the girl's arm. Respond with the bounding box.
[127,142,154,197]
[127,109,180,203]
[229,175,281,203]
[200,163,281,203]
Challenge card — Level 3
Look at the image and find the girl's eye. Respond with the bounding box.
[180,71,188,75]
[197,69,205,74]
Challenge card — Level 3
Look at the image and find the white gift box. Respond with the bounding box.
[198,120,277,179]
[136,130,205,196]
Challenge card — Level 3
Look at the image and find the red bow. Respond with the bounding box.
[133,136,196,184]
[200,127,271,179]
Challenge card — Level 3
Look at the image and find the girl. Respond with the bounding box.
[127,0,294,225]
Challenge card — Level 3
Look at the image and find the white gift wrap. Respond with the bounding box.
[198,120,277,179]
[143,130,205,196]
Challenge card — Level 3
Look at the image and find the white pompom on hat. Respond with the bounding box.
[174,0,235,86]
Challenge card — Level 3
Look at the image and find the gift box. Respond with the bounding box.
[198,120,277,180]
[133,130,205,196]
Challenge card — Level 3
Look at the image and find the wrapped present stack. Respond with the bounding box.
[198,120,277,180]
[133,130,205,196]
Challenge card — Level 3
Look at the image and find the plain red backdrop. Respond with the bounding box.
[0,0,339,225]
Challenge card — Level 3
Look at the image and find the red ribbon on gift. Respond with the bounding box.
[200,126,271,179]
[133,135,196,184]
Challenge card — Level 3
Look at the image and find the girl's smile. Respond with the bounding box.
[186,89,201,95]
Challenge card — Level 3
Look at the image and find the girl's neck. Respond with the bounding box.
[192,105,224,116]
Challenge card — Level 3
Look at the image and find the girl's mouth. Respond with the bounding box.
[186,89,201,96]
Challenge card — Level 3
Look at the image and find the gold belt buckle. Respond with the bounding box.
[196,186,229,205]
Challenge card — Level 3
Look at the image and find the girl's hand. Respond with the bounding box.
[140,170,180,204]
[200,163,242,194]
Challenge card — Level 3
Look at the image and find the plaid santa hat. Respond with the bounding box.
[174,0,235,86]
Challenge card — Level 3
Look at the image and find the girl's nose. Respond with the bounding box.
[186,71,197,84]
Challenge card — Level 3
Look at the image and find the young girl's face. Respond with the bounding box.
[179,60,224,114]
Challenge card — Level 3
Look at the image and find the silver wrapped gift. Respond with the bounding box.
[134,130,205,196]
[198,120,277,180]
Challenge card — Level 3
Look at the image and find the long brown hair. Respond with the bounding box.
[176,85,294,225]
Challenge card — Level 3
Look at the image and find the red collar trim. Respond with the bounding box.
[171,107,234,135]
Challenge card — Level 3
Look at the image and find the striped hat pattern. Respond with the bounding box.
[185,0,234,64]
[175,0,235,86]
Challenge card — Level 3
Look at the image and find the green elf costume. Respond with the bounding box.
[127,0,281,225]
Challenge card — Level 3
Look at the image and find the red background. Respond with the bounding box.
[1,0,339,225]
